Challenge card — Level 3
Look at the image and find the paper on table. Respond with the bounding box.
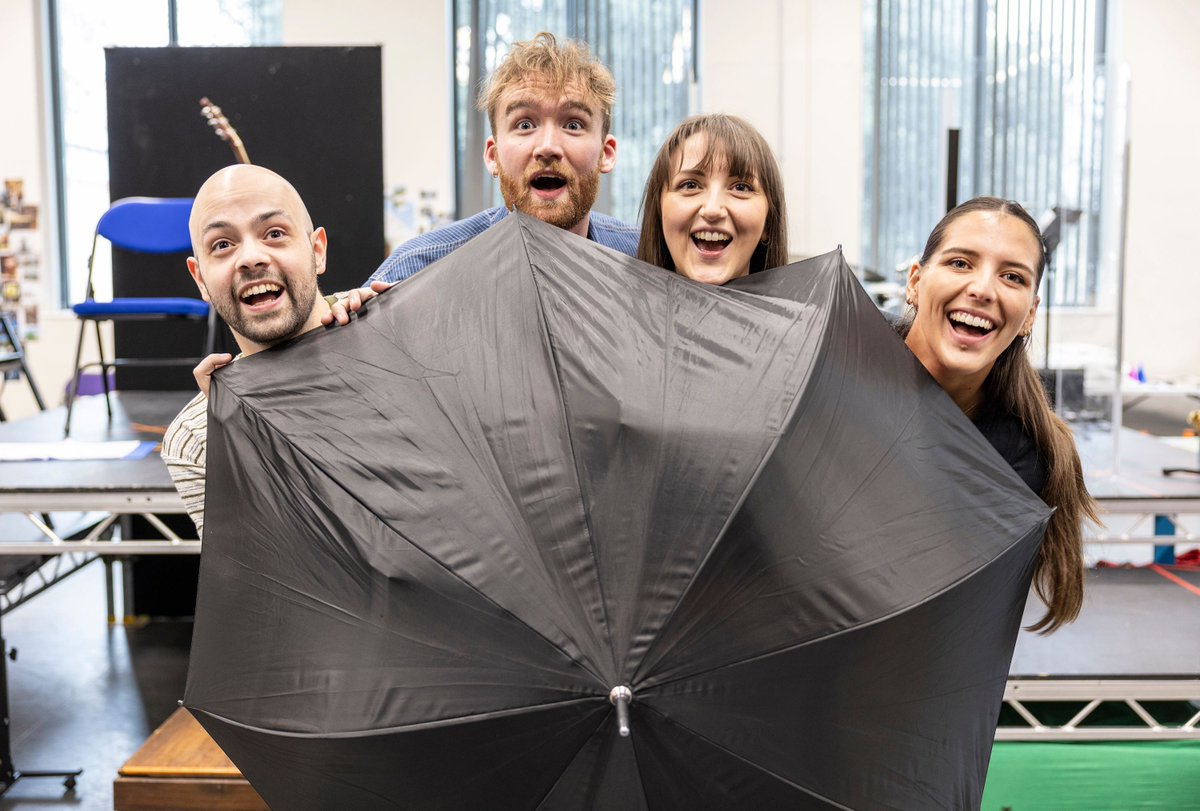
[0,440,156,462]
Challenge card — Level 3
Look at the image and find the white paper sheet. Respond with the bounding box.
[0,440,147,462]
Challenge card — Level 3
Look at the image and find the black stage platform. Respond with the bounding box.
[1002,428,1200,740]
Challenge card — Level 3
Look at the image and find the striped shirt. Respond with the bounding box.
[368,206,640,285]
[161,391,209,538]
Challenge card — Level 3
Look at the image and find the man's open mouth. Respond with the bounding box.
[947,310,996,337]
[240,282,284,307]
[530,173,568,192]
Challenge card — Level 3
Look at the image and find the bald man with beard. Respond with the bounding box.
[162,164,333,536]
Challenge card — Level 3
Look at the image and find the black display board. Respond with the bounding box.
[105,46,384,389]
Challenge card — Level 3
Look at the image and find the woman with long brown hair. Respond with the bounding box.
[899,196,1097,632]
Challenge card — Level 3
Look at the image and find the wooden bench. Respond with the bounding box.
[114,707,267,810]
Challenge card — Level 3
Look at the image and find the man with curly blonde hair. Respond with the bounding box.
[369,32,637,285]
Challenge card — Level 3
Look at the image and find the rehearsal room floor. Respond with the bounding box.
[0,393,1194,811]
[1,558,191,811]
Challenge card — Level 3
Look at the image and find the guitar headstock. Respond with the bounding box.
[199,97,251,165]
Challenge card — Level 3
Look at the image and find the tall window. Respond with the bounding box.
[48,0,281,306]
[452,0,697,224]
[863,0,1110,307]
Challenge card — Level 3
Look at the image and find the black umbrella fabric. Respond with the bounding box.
[184,214,1050,810]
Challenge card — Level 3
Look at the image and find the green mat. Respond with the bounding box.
[982,741,1200,810]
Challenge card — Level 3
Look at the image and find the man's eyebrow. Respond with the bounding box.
[200,209,291,238]
[253,209,290,227]
[503,98,596,118]
[561,99,594,116]
[200,219,232,238]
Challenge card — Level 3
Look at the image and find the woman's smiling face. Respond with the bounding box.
[659,133,769,286]
[904,210,1041,398]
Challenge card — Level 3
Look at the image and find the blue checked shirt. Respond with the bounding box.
[367,206,640,285]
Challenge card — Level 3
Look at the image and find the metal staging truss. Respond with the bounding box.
[0,494,196,556]
[0,503,197,557]
[1085,506,1200,545]
[0,507,194,617]
[0,552,96,615]
[1084,487,1200,550]
[999,679,1200,741]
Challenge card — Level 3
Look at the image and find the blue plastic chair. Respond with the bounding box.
[65,197,215,434]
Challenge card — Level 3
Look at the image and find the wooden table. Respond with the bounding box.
[114,708,267,810]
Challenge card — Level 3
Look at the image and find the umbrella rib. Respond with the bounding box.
[638,703,857,810]
[189,695,607,738]
[216,387,609,688]
[637,516,1048,692]
[521,218,620,678]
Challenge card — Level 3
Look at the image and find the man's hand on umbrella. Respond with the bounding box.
[194,352,235,398]
[322,281,393,326]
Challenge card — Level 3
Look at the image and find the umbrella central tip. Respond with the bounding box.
[608,685,633,705]
[609,685,634,737]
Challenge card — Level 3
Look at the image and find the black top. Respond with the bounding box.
[882,312,1048,496]
[972,399,1047,495]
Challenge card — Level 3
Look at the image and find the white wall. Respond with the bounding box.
[1120,0,1200,380]
[699,0,864,266]
[0,0,97,422]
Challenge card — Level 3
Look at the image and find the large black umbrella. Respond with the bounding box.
[185,214,1049,810]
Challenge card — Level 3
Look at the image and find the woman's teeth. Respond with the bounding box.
[692,231,730,249]
[948,311,994,331]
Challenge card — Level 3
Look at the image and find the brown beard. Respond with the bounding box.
[497,156,601,231]
[207,256,320,346]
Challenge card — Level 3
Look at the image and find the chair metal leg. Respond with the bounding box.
[0,315,44,413]
[18,357,46,412]
[93,320,113,422]
[63,320,89,437]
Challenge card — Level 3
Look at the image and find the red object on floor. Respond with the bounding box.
[1172,548,1200,568]
[1095,548,1200,570]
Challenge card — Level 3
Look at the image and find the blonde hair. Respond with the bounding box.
[478,32,617,136]
[637,114,788,274]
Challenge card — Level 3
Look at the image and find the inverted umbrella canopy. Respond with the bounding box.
[185,214,1050,810]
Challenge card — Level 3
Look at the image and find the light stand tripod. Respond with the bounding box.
[1,583,83,796]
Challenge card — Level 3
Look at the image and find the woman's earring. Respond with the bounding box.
[760,235,770,246]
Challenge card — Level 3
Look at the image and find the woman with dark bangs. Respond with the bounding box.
[637,114,788,284]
